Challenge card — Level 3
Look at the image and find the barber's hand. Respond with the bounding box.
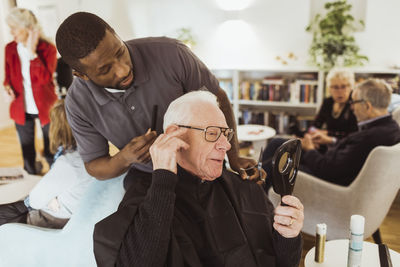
[4,85,15,101]
[27,29,40,57]
[149,128,189,174]
[310,130,334,145]
[120,129,157,165]
[273,195,304,238]
[232,156,263,181]
[301,134,315,151]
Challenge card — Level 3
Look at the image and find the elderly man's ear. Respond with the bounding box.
[165,124,181,134]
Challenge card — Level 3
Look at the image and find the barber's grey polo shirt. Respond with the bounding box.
[65,37,219,173]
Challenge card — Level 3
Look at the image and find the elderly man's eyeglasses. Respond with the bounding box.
[349,99,366,105]
[178,125,234,142]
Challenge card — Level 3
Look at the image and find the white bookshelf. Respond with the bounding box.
[213,67,400,133]
[212,68,324,126]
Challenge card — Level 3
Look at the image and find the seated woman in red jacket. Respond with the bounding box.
[3,8,57,174]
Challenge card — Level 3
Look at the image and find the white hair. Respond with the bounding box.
[326,68,355,89]
[6,7,50,43]
[163,89,219,131]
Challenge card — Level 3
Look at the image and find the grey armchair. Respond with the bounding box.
[392,106,400,126]
[268,143,400,242]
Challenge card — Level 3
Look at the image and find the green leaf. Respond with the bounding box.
[306,0,368,70]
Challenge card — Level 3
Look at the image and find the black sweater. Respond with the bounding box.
[95,168,302,267]
[313,97,358,139]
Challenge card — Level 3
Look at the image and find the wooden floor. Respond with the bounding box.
[0,126,399,266]
[0,125,50,174]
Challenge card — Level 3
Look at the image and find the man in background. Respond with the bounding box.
[301,78,400,185]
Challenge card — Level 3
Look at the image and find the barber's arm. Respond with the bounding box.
[85,130,157,180]
[65,96,157,180]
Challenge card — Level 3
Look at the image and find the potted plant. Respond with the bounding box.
[306,0,368,70]
[176,28,196,49]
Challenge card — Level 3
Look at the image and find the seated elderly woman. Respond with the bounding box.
[299,78,400,185]
[266,79,400,187]
[308,68,358,147]
[93,90,304,267]
[262,69,358,188]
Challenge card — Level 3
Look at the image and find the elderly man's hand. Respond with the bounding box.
[301,133,315,151]
[310,130,334,145]
[149,128,189,174]
[273,195,304,238]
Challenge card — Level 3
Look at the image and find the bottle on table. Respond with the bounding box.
[347,215,365,267]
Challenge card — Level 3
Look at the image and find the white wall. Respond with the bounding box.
[356,0,400,68]
[2,0,397,127]
[44,0,400,70]
[0,0,14,129]
[3,0,397,127]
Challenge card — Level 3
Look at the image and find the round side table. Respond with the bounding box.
[305,239,400,267]
[237,124,276,158]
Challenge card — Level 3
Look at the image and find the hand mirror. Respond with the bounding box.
[271,138,301,198]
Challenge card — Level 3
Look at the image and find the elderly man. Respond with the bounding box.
[94,91,304,267]
[300,78,400,185]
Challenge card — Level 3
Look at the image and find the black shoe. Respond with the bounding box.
[34,161,43,175]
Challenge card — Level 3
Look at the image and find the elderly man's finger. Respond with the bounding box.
[275,206,302,222]
[282,195,304,211]
[274,215,294,226]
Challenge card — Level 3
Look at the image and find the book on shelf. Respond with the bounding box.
[239,77,318,104]
[239,110,302,134]
[295,80,318,104]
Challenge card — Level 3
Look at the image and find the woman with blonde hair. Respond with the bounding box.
[0,100,93,229]
[3,7,58,174]
[310,68,358,146]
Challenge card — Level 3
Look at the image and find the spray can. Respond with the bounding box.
[315,223,327,263]
[347,215,365,267]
